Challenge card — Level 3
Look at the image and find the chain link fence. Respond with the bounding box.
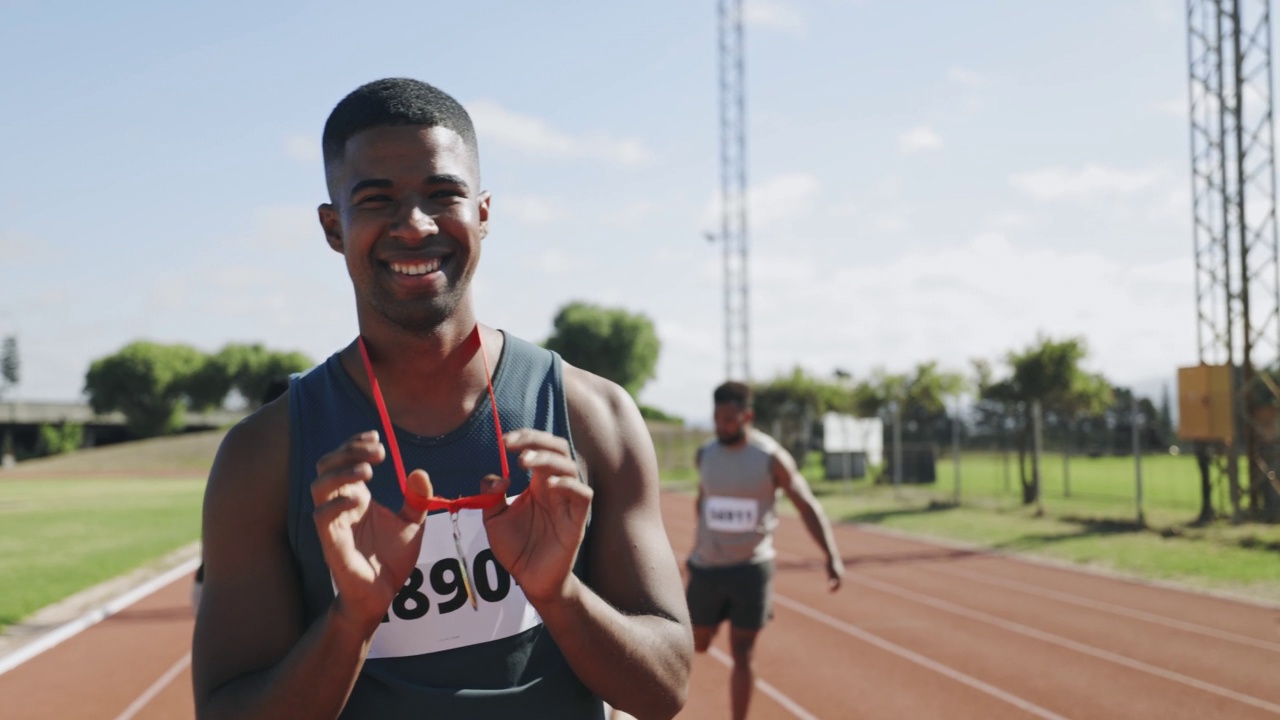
[816,403,1211,525]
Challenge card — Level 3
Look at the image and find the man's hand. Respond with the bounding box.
[311,430,433,634]
[481,429,594,604]
[826,554,844,592]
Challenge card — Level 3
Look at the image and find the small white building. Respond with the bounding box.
[821,413,884,479]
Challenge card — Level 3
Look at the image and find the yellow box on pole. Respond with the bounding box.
[1177,364,1234,443]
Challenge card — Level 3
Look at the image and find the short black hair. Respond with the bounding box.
[713,381,752,409]
[321,78,478,181]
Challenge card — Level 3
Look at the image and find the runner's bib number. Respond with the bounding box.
[704,496,759,533]
[351,507,542,659]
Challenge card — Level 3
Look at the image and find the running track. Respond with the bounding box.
[3,490,1280,719]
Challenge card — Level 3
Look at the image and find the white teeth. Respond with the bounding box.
[390,259,443,276]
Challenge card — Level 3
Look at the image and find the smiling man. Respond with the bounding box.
[192,78,692,719]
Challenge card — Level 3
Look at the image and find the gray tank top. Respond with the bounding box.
[286,331,603,719]
[689,429,780,568]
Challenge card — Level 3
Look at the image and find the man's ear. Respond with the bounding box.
[477,190,491,240]
[744,408,756,424]
[318,203,343,253]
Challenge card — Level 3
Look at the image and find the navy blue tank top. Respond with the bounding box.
[286,331,603,719]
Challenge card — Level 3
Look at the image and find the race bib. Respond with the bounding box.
[354,506,542,659]
[704,496,759,533]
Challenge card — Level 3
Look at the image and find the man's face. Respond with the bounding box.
[319,125,489,333]
[714,402,752,445]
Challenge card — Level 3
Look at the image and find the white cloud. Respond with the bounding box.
[1010,164,1162,201]
[600,200,656,228]
[1156,97,1186,119]
[0,230,39,264]
[238,204,320,250]
[701,172,823,233]
[899,125,943,153]
[501,194,568,226]
[946,67,984,86]
[284,134,321,163]
[742,234,1195,387]
[534,248,576,275]
[466,100,652,167]
[744,0,807,35]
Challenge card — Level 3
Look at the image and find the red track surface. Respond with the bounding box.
[3,490,1280,719]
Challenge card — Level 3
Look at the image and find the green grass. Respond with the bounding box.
[0,477,207,632]
[931,451,1206,515]
[663,450,1280,603]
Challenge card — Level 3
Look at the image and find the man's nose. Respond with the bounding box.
[389,202,438,241]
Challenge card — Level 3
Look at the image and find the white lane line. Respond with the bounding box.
[848,521,1280,611]
[706,646,821,720]
[0,557,200,676]
[848,572,1280,715]
[932,564,1280,654]
[669,513,1067,717]
[771,595,1070,720]
[113,652,191,720]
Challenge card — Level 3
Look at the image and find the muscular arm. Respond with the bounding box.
[771,448,844,589]
[531,365,693,719]
[192,398,371,720]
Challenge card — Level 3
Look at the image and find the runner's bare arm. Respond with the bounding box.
[771,449,845,591]
[536,365,693,718]
[694,446,704,522]
[192,397,373,720]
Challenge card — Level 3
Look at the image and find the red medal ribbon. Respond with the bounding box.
[356,326,508,514]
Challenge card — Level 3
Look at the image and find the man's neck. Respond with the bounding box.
[341,302,504,437]
[719,428,751,448]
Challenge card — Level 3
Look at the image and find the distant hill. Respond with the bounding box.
[1,430,228,477]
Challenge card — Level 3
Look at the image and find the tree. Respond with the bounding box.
[183,344,313,411]
[858,363,967,439]
[544,302,660,397]
[978,335,1111,505]
[37,422,83,456]
[84,341,205,437]
[0,335,17,399]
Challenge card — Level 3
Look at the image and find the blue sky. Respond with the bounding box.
[1,0,1195,423]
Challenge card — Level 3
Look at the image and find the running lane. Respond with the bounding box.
[5,490,1280,719]
[663,489,1280,719]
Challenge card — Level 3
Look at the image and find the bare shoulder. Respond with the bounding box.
[205,393,291,516]
[762,432,800,487]
[558,364,687,621]
[560,363,647,472]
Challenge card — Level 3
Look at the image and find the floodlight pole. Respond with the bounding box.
[1186,0,1280,521]
[714,0,750,382]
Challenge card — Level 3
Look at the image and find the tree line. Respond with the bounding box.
[72,301,662,443]
[750,335,1179,507]
[84,341,312,437]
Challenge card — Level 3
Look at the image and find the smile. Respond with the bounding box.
[389,258,443,276]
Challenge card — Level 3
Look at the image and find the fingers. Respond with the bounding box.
[827,561,844,592]
[398,469,434,524]
[519,448,579,482]
[311,431,386,507]
[480,473,511,521]
[313,493,363,534]
[504,429,571,458]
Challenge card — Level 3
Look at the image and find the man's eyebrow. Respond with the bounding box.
[348,178,393,199]
[426,174,470,190]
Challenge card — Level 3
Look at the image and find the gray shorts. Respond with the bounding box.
[685,559,774,630]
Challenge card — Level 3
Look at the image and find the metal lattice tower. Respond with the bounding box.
[717,0,750,382]
[1187,0,1280,519]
